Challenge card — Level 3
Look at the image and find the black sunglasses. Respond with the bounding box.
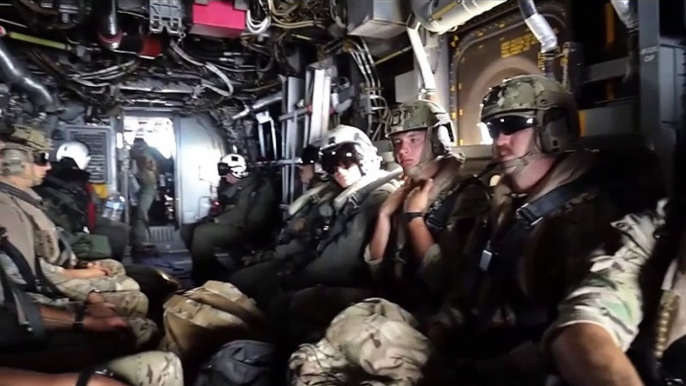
[320,143,358,175]
[33,152,50,166]
[483,116,536,139]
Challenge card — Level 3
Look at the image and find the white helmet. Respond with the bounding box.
[56,141,90,170]
[218,153,248,179]
[320,125,380,176]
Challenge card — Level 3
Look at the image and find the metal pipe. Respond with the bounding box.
[411,0,508,34]
[518,0,558,78]
[610,0,638,30]
[610,0,638,83]
[231,92,283,120]
[94,0,163,59]
[0,39,56,112]
[407,15,436,98]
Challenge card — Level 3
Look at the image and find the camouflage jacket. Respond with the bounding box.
[430,152,626,352]
[543,198,664,355]
[365,154,491,303]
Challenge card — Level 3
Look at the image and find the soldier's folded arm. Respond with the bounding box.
[543,235,649,386]
[39,259,101,303]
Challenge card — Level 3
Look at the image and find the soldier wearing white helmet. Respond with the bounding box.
[229,125,400,359]
[35,140,130,261]
[181,150,277,285]
[55,140,91,170]
[218,153,249,181]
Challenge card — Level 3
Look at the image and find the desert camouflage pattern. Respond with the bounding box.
[0,125,53,153]
[96,259,127,276]
[387,99,452,137]
[289,298,433,386]
[104,350,184,386]
[285,286,374,343]
[0,183,149,316]
[41,260,149,317]
[544,199,667,352]
[480,74,576,120]
[126,317,160,349]
[158,281,267,365]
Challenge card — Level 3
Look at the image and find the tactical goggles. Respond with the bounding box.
[483,116,536,139]
[320,142,358,174]
[217,162,230,176]
[33,152,50,166]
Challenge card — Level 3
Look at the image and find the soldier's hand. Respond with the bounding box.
[87,262,112,276]
[87,302,118,318]
[404,178,434,213]
[77,267,108,278]
[380,185,410,218]
[84,315,130,332]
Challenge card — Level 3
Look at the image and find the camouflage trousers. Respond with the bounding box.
[49,273,150,317]
[127,316,160,349]
[104,350,183,386]
[95,259,127,276]
[289,298,434,386]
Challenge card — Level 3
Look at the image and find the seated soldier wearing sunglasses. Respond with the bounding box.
[228,125,400,310]
[0,125,159,350]
[421,75,644,385]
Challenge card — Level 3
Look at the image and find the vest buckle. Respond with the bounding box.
[515,204,543,228]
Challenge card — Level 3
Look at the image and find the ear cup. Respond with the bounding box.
[539,108,574,154]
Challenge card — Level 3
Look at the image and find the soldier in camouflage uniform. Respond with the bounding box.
[417,74,644,384]
[0,237,182,385]
[364,99,490,314]
[0,125,157,348]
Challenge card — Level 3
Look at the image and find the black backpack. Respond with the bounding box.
[193,340,276,386]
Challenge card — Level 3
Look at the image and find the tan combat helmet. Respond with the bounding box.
[480,74,580,155]
[0,125,53,176]
[387,99,455,179]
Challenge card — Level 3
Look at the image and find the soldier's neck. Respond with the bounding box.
[508,157,556,194]
[0,176,32,191]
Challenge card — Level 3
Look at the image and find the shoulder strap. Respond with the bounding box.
[0,182,43,209]
[475,171,598,327]
[425,176,490,237]
[317,170,401,253]
[0,228,47,342]
[0,230,61,297]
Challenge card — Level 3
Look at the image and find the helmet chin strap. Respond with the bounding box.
[496,134,543,175]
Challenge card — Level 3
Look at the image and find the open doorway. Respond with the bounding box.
[123,116,177,227]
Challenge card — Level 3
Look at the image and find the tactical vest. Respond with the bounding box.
[384,176,489,280]
[463,171,597,343]
[316,170,402,255]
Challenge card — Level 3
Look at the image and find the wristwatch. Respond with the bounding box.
[72,306,86,332]
[402,212,424,223]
